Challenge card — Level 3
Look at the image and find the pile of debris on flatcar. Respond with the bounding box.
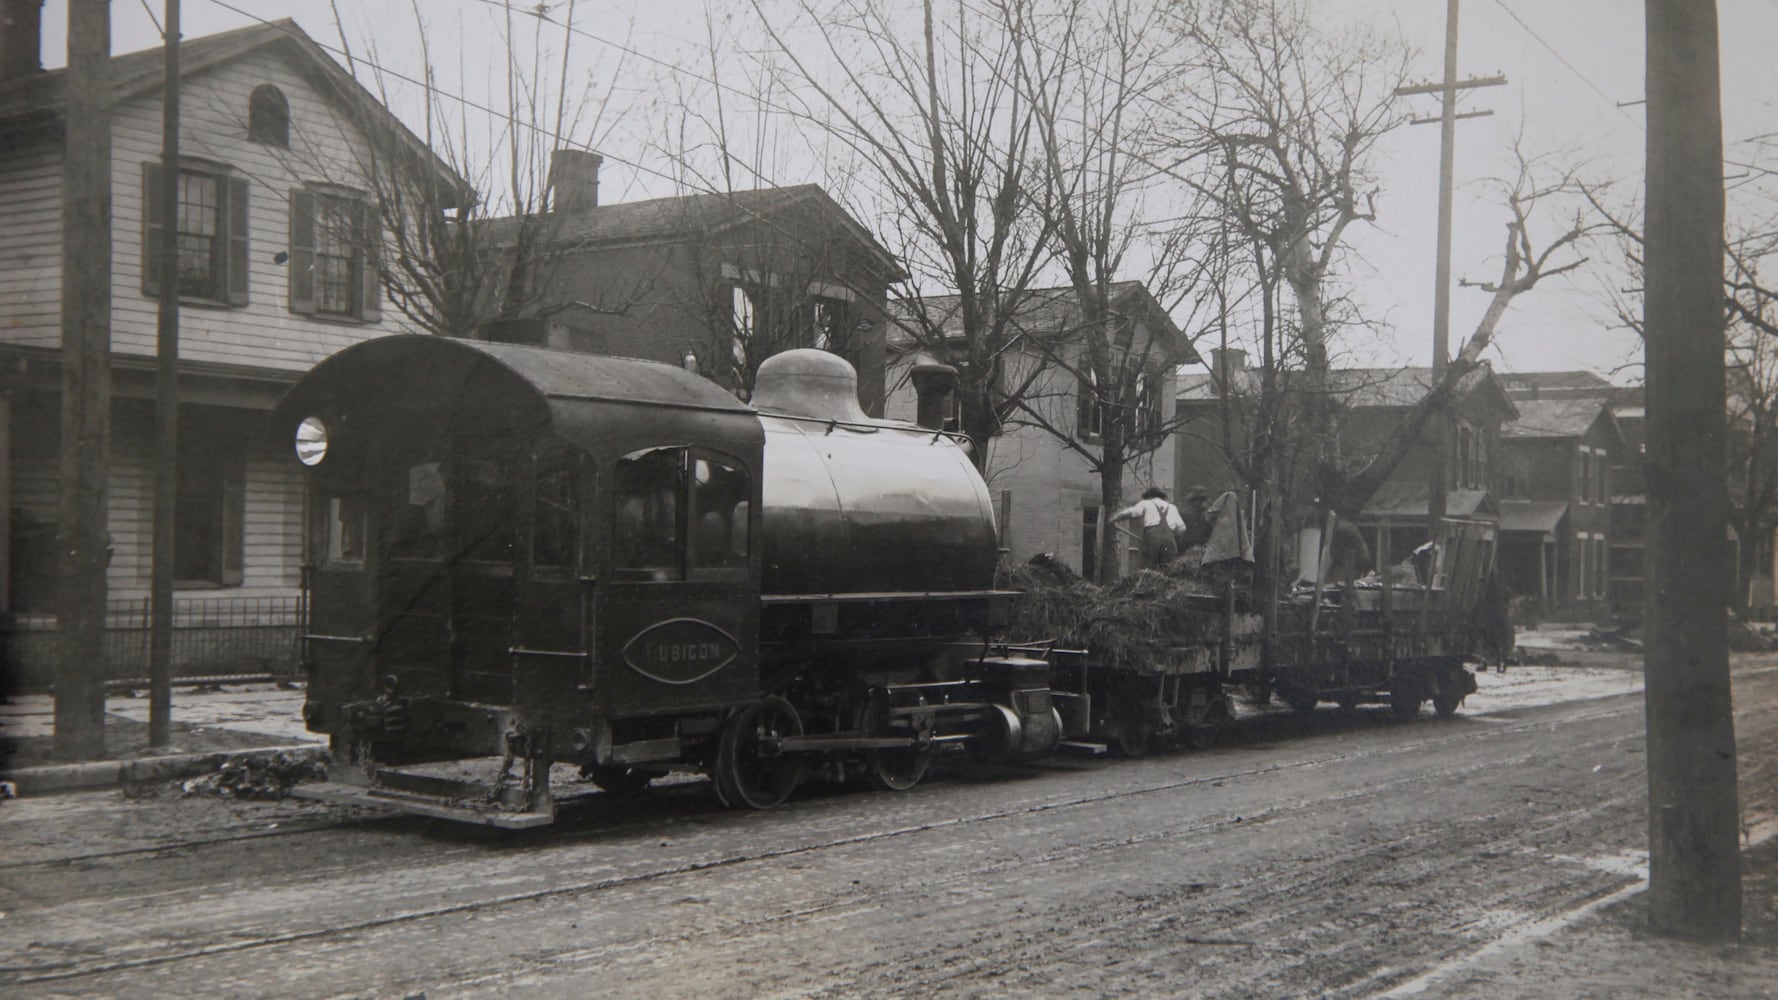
[997,552,1226,669]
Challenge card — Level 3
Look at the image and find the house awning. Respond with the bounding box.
[1499,500,1570,535]
[1357,482,1496,521]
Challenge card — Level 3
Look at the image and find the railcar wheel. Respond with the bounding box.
[715,696,804,810]
[1110,714,1155,757]
[1283,689,1319,716]
[1433,691,1462,719]
[861,701,932,792]
[1390,677,1423,722]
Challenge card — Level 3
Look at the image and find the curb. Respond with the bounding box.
[1,743,329,797]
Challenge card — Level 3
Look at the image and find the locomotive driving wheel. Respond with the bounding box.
[860,698,932,792]
[715,695,805,810]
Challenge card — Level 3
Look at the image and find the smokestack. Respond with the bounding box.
[547,149,602,213]
[0,0,44,83]
[909,354,958,431]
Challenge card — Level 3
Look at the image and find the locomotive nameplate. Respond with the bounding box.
[622,618,740,685]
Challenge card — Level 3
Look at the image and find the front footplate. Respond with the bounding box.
[291,779,557,829]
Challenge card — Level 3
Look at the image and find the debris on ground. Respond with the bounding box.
[180,751,327,800]
[1728,618,1778,652]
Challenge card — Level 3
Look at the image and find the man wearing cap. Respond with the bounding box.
[1112,487,1184,570]
[1177,485,1214,549]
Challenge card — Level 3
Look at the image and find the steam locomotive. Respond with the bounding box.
[276,336,1500,828]
[274,336,1059,827]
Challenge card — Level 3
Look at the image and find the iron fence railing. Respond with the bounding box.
[1,596,302,692]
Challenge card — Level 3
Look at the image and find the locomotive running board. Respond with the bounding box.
[291,781,557,830]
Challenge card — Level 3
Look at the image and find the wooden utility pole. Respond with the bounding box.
[54,0,111,760]
[1394,0,1502,541]
[149,0,181,749]
[1643,0,1741,941]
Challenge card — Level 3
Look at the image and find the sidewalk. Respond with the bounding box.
[0,682,324,795]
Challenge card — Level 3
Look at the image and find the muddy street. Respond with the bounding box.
[3,657,1775,999]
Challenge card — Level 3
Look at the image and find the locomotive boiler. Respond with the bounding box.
[274,336,1058,827]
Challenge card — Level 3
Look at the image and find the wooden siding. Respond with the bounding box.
[105,53,415,370]
[0,141,64,349]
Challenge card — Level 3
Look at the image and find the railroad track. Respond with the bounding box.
[6,694,1662,990]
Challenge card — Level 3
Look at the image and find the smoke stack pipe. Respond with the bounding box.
[910,358,958,431]
[0,0,44,83]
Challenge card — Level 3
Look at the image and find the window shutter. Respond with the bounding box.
[288,188,316,315]
[142,162,165,296]
[358,200,381,323]
[1077,378,1093,438]
[226,176,250,306]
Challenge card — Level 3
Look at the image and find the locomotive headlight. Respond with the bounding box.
[295,415,330,466]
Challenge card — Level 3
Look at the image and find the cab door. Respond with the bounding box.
[511,442,596,715]
[596,446,760,718]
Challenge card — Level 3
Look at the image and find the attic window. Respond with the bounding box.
[249,84,289,147]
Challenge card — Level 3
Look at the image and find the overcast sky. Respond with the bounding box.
[37,1,1778,383]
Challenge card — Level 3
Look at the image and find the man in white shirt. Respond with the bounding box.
[1112,487,1184,570]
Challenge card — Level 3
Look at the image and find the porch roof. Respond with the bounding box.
[1356,482,1495,522]
[1500,500,1571,535]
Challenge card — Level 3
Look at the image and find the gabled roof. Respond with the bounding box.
[1502,396,1624,446]
[481,184,905,280]
[900,281,1199,364]
[1179,364,1517,422]
[0,19,461,191]
[1498,370,1615,398]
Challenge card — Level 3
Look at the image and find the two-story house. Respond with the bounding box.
[885,281,1195,579]
[0,16,459,685]
[1175,350,1517,568]
[1494,373,1626,619]
[478,151,904,415]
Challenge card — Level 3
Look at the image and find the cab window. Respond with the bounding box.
[691,455,750,576]
[316,492,366,568]
[613,447,752,581]
[614,447,684,581]
[532,443,584,574]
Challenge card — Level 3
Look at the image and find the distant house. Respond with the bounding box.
[0,17,459,683]
[1175,351,1517,566]
[1493,384,1625,618]
[480,152,905,415]
[885,281,1196,579]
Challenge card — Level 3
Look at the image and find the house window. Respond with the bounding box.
[248,84,289,147]
[142,162,248,305]
[1077,370,1103,441]
[811,296,847,351]
[289,187,381,321]
[175,409,245,586]
[1134,369,1164,438]
[1595,450,1608,503]
[1081,507,1100,581]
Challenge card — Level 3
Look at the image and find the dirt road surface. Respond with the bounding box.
[3,654,1774,999]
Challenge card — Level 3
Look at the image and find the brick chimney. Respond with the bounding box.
[0,0,44,84]
[547,149,602,214]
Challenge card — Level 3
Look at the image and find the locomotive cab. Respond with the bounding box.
[276,336,765,825]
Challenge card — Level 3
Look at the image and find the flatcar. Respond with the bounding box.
[274,336,1059,827]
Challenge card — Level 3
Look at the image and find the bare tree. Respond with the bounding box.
[747,0,1060,465]
[327,0,642,337]
[1316,147,1592,518]
[1009,0,1209,578]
